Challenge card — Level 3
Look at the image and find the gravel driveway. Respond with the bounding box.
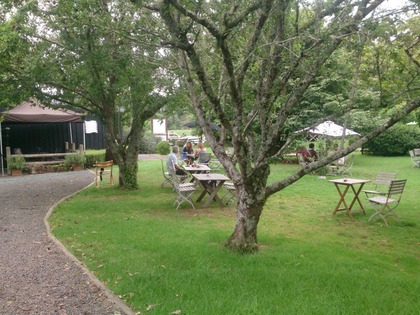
[0,171,134,315]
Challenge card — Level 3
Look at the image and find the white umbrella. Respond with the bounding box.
[299,120,360,138]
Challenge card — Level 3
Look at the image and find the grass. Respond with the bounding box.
[49,152,420,314]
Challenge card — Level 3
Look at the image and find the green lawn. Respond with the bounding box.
[50,153,420,314]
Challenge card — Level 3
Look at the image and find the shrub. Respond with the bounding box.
[85,150,106,167]
[7,155,26,170]
[64,152,86,166]
[156,141,171,155]
[363,124,420,156]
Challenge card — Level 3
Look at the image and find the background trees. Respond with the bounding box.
[2,0,175,189]
[144,0,420,251]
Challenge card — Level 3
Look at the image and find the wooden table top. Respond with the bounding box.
[192,173,230,181]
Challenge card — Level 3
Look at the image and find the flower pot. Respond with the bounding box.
[11,169,23,176]
[73,164,84,171]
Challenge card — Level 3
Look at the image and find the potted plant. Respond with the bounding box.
[7,155,26,176]
[65,152,86,171]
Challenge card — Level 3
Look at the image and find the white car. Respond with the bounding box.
[168,132,180,141]
[179,136,204,145]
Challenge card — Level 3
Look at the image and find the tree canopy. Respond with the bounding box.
[140,0,420,251]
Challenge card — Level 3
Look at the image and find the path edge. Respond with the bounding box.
[43,179,136,315]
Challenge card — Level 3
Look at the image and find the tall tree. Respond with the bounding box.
[6,0,173,189]
[139,0,420,251]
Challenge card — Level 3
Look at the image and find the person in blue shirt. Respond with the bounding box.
[167,146,186,175]
[182,141,195,164]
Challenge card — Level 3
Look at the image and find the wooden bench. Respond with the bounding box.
[7,152,77,173]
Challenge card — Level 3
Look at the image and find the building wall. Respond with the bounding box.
[1,121,106,155]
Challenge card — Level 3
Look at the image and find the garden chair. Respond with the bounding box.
[296,153,308,167]
[95,160,114,188]
[209,156,222,171]
[363,172,397,198]
[222,181,237,205]
[171,172,197,210]
[409,150,420,168]
[327,154,354,177]
[367,179,407,226]
[160,159,173,188]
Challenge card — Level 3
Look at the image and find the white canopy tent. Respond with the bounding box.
[298,120,360,139]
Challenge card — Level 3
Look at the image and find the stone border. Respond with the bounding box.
[43,180,136,315]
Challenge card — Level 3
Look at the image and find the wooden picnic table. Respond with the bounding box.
[192,173,230,207]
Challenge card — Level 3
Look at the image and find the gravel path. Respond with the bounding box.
[0,171,134,315]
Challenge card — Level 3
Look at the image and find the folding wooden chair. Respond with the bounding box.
[209,157,222,171]
[160,159,173,188]
[409,150,420,168]
[171,172,197,210]
[222,181,237,205]
[363,172,397,198]
[367,179,407,226]
[95,160,114,188]
[296,153,308,167]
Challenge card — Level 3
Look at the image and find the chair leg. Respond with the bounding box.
[368,204,395,226]
[175,190,196,210]
[222,190,236,205]
[161,175,173,188]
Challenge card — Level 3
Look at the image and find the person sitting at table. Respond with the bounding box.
[308,142,318,161]
[296,146,311,163]
[167,146,186,175]
[194,141,207,158]
[330,143,345,166]
[182,141,195,164]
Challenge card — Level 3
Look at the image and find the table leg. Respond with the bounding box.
[196,180,209,202]
[202,181,225,207]
[333,184,352,217]
[347,183,367,214]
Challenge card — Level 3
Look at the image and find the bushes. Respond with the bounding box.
[85,150,106,167]
[363,124,420,156]
[64,152,86,166]
[156,141,171,155]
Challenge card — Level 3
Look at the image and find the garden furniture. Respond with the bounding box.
[329,178,370,219]
[367,179,407,226]
[192,173,230,207]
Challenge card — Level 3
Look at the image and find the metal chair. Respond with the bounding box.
[209,157,222,171]
[327,154,354,176]
[409,150,420,168]
[363,172,397,198]
[296,153,308,167]
[160,159,173,188]
[171,172,197,210]
[95,160,114,188]
[222,181,237,205]
[367,179,407,226]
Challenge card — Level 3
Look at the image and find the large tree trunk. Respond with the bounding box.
[118,156,139,190]
[103,111,141,190]
[225,174,267,252]
[225,199,264,252]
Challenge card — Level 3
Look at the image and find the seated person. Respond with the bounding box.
[330,144,345,166]
[182,141,195,164]
[296,146,311,163]
[308,143,318,161]
[167,146,186,175]
[194,142,207,158]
